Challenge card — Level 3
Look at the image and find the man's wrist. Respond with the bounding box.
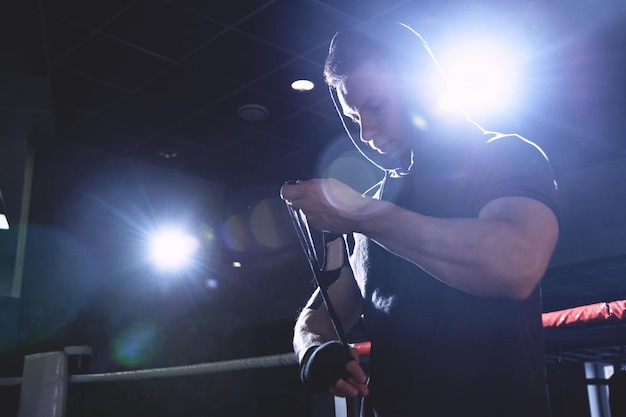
[352,197,391,235]
[299,341,354,391]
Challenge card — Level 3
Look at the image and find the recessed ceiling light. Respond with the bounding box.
[237,104,269,122]
[291,79,314,91]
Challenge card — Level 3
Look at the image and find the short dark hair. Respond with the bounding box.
[324,21,444,92]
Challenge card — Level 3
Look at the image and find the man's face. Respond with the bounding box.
[337,59,416,171]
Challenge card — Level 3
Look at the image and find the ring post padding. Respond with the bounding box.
[18,351,68,417]
[542,300,626,328]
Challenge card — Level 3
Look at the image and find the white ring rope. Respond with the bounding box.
[2,300,624,388]
[0,352,297,387]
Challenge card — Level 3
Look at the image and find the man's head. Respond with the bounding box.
[324,22,443,93]
[324,22,451,173]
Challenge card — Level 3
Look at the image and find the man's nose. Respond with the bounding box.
[359,117,378,143]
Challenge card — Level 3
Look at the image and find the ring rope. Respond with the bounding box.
[1,300,625,387]
[0,353,296,387]
[70,352,297,384]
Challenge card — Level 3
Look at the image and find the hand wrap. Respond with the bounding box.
[299,341,354,391]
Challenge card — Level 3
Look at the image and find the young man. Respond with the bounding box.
[280,21,559,417]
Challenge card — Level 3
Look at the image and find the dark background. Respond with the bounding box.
[1,1,626,416]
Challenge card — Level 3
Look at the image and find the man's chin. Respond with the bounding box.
[378,153,413,174]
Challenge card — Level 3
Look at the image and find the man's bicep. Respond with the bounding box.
[479,196,558,231]
[479,196,559,265]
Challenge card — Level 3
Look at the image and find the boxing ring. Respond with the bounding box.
[0,301,624,417]
[542,300,626,329]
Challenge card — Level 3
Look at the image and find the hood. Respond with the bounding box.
[325,21,446,177]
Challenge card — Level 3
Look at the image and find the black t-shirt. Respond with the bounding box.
[349,132,558,417]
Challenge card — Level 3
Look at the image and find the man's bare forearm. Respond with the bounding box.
[294,269,363,360]
[293,306,338,361]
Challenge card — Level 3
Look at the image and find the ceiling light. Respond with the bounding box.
[148,228,199,271]
[291,79,314,91]
[237,104,269,122]
[158,148,179,159]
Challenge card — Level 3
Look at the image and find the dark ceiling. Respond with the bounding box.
[5,0,625,188]
[2,0,626,364]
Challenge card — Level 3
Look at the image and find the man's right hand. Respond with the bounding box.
[299,341,369,398]
[330,346,369,398]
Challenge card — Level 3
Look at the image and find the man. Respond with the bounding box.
[280,21,559,417]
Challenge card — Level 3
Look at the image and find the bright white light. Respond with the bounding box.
[149,228,199,271]
[291,79,315,91]
[232,261,242,268]
[438,37,527,117]
[0,214,8,230]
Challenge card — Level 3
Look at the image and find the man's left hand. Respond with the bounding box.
[280,178,373,234]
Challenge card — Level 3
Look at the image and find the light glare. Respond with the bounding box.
[438,37,527,117]
[149,229,199,270]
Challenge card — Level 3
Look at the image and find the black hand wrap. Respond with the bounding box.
[299,341,354,391]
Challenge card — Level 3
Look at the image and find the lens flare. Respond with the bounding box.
[220,215,249,251]
[315,134,382,193]
[250,199,286,249]
[112,323,159,367]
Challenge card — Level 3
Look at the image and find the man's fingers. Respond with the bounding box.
[328,359,370,398]
[330,377,369,398]
[280,181,306,202]
[346,359,368,384]
[331,378,366,398]
[330,380,356,397]
[279,183,293,201]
